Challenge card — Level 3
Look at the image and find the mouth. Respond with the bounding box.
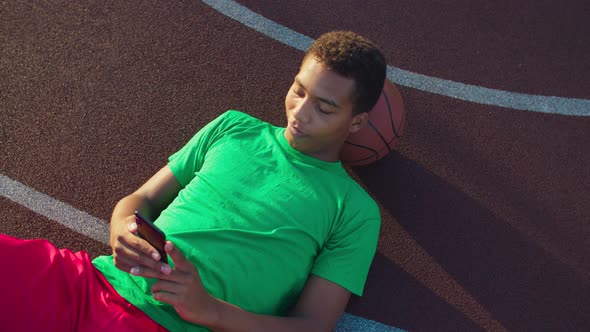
[288,122,306,137]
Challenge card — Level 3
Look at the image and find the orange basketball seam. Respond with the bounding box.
[367,120,392,153]
[343,141,380,162]
[383,89,402,141]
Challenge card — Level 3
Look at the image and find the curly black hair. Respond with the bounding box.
[304,31,386,115]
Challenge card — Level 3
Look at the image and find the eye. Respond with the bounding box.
[316,104,332,114]
[290,82,304,97]
[294,87,305,97]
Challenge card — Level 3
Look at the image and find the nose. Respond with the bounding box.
[291,97,312,124]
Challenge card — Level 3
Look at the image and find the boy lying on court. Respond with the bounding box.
[0,30,386,331]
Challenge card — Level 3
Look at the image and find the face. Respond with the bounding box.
[284,57,368,162]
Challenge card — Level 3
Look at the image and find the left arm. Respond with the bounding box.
[133,241,350,332]
[209,273,350,332]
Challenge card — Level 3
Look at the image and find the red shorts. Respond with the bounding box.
[0,234,168,332]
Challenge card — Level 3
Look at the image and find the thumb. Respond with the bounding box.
[127,220,138,233]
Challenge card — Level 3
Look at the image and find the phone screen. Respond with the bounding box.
[134,211,167,263]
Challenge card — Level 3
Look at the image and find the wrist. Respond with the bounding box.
[190,294,224,328]
[200,296,237,331]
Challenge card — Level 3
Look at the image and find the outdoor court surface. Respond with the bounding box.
[1,1,589,331]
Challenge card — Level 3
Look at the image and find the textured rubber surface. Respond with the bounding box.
[1,1,589,331]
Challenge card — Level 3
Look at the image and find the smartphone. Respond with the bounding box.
[134,211,167,263]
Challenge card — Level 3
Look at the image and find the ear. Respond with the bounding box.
[349,112,369,134]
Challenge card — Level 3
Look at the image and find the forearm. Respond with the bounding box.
[110,165,181,227]
[108,194,143,243]
[205,298,326,332]
[111,193,154,222]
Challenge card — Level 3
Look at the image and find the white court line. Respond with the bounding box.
[0,174,109,244]
[202,0,590,116]
[0,173,405,332]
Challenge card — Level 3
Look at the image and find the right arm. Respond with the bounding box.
[109,165,182,274]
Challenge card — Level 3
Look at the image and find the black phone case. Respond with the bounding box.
[134,211,167,263]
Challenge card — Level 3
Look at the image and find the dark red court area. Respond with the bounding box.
[1,1,589,331]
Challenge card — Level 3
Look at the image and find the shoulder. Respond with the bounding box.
[212,110,271,133]
[321,167,380,220]
[190,110,267,140]
[330,177,381,236]
[220,110,263,124]
[220,109,250,120]
[344,177,380,214]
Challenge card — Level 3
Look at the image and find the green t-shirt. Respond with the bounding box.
[93,110,380,331]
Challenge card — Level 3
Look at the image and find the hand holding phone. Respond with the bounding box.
[134,211,167,263]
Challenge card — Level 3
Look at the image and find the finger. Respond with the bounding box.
[114,262,134,273]
[152,279,184,295]
[130,263,173,278]
[115,253,163,274]
[118,216,161,262]
[120,229,163,263]
[152,290,180,305]
[166,242,192,271]
[113,254,138,271]
[114,240,162,271]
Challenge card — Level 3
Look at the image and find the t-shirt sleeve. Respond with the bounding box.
[168,110,240,187]
[310,194,381,296]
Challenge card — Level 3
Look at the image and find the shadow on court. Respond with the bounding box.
[352,152,589,331]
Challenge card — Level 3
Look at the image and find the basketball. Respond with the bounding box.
[340,79,405,166]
